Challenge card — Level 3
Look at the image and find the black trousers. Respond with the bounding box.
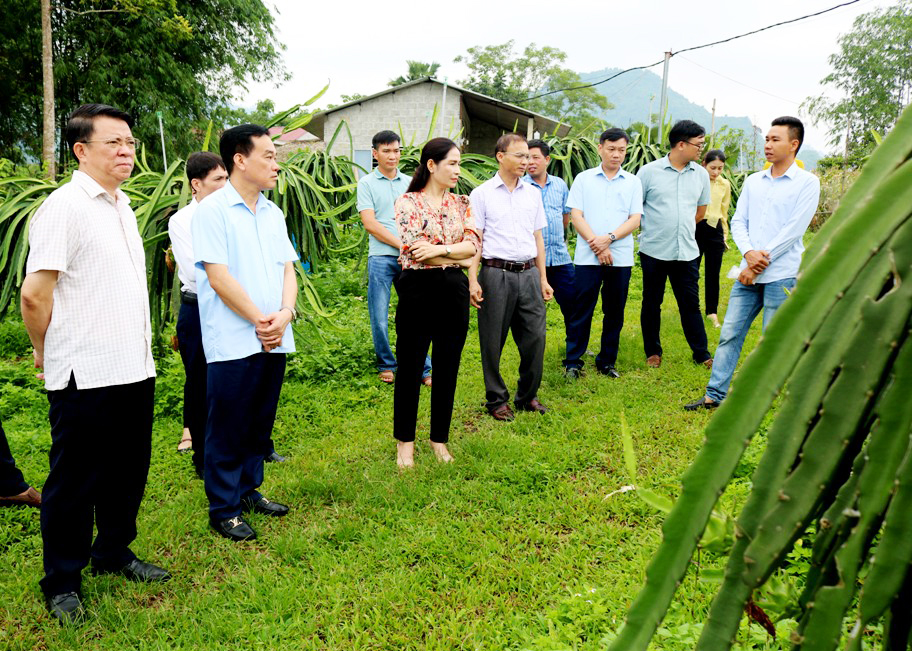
[0,420,29,497]
[40,375,155,597]
[639,252,710,363]
[564,265,632,370]
[696,220,726,315]
[205,353,285,522]
[394,268,469,443]
[177,301,207,474]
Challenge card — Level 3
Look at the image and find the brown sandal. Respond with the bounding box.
[378,370,395,384]
[177,431,193,453]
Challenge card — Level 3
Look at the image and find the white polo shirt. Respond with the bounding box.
[26,170,156,391]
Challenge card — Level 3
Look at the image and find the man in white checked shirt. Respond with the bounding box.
[21,104,170,625]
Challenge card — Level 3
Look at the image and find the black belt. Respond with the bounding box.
[180,290,198,305]
[482,258,535,273]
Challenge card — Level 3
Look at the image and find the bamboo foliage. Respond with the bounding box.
[608,105,912,651]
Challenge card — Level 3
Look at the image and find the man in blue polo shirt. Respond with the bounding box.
[523,139,574,342]
[193,124,298,543]
[637,120,712,369]
[563,128,643,379]
[357,130,431,386]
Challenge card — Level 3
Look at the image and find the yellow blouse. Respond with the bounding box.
[705,176,731,235]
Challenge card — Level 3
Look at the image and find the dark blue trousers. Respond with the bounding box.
[176,301,207,475]
[546,264,576,343]
[0,420,29,497]
[564,265,632,370]
[41,375,154,597]
[204,353,286,522]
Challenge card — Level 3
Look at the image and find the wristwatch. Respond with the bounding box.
[445,245,452,257]
[280,305,298,321]
[608,232,617,242]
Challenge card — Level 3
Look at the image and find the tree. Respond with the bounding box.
[0,0,287,171]
[802,1,912,159]
[454,41,611,135]
[388,61,440,87]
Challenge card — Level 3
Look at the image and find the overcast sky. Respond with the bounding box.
[241,0,889,154]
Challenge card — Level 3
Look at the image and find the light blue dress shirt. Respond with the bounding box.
[636,155,711,261]
[193,181,298,363]
[566,166,643,268]
[522,173,571,267]
[731,162,821,284]
[356,168,412,258]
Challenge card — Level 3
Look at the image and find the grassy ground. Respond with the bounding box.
[0,247,786,650]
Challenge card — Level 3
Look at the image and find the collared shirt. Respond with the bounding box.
[566,166,643,267]
[26,170,156,391]
[469,173,546,262]
[356,167,412,258]
[394,192,480,270]
[168,198,198,293]
[522,173,571,266]
[705,176,731,230]
[731,162,821,284]
[637,155,711,261]
[192,181,299,363]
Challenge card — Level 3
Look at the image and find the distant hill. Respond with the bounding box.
[577,67,821,170]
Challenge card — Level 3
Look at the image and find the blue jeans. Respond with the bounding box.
[706,278,796,403]
[367,255,431,376]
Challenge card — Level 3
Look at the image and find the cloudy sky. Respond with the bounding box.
[242,0,889,153]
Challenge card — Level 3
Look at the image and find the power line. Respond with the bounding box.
[514,0,861,104]
[676,55,800,105]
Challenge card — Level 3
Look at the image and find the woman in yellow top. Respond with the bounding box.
[697,149,731,328]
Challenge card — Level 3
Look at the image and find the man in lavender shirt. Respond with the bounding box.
[469,133,554,422]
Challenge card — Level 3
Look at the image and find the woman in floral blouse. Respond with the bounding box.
[393,137,480,468]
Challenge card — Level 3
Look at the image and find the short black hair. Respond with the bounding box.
[771,116,805,152]
[495,132,526,155]
[599,128,629,145]
[186,152,226,182]
[527,139,550,157]
[668,120,705,148]
[219,124,270,175]
[703,149,726,164]
[372,130,401,149]
[66,103,135,156]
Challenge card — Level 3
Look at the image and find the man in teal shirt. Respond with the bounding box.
[357,130,431,385]
[636,120,712,369]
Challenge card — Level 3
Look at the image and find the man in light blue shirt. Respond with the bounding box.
[637,120,713,368]
[687,116,820,410]
[523,139,574,339]
[563,128,643,379]
[357,130,431,386]
[193,124,299,542]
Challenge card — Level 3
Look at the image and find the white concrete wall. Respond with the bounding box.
[324,82,465,158]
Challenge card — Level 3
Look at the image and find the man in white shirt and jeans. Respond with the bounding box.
[168,152,227,473]
[685,116,820,410]
[21,104,170,625]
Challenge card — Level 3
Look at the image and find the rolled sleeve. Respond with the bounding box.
[26,195,72,274]
[191,201,228,268]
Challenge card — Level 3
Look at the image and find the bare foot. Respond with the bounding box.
[379,370,395,384]
[708,313,721,328]
[177,428,193,452]
[429,441,454,463]
[396,441,415,468]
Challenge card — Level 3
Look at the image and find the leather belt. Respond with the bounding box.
[180,290,198,305]
[482,258,535,273]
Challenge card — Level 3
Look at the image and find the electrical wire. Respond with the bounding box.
[676,55,800,105]
[514,0,861,104]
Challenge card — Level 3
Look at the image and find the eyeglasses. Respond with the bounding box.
[504,152,531,161]
[81,138,141,150]
[684,140,705,150]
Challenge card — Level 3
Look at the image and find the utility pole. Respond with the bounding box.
[41,0,56,179]
[709,99,716,149]
[658,51,672,137]
[647,94,655,144]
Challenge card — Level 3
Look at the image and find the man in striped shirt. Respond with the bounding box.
[523,140,575,344]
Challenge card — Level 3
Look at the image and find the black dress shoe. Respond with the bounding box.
[211,516,257,541]
[265,451,287,463]
[684,396,720,411]
[241,496,289,517]
[47,592,85,625]
[563,366,583,380]
[515,398,547,414]
[92,559,171,582]
[597,365,621,378]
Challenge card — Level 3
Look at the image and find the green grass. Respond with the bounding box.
[0,247,785,650]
